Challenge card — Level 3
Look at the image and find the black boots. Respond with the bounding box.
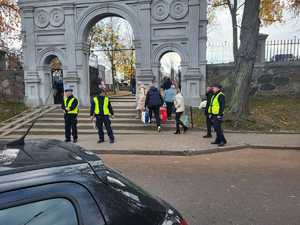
[203,134,212,138]
[183,126,188,133]
[174,127,188,134]
[174,130,181,134]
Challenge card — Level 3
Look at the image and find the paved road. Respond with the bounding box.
[101,149,300,225]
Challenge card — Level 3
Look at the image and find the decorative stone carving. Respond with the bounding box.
[170,0,188,20]
[34,9,50,28]
[50,8,65,27]
[152,0,169,21]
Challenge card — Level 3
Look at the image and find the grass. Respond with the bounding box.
[0,102,27,123]
[192,96,300,132]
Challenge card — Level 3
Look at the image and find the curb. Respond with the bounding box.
[89,144,300,156]
[89,145,249,156]
[188,128,300,135]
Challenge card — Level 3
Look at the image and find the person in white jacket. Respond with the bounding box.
[174,89,188,134]
[136,83,146,119]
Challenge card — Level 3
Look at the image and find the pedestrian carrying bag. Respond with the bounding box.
[141,111,150,124]
[180,113,190,128]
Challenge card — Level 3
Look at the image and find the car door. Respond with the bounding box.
[0,182,106,225]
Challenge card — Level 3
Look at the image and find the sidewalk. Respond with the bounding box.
[3,131,300,155]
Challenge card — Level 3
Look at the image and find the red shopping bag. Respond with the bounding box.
[160,107,167,124]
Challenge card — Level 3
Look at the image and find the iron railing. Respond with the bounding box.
[207,38,300,64]
[265,38,300,62]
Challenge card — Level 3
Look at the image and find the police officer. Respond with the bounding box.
[61,85,79,143]
[90,88,115,144]
[208,84,227,147]
[203,86,214,138]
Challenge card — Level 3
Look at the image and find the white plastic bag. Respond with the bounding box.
[141,111,150,124]
[199,100,207,109]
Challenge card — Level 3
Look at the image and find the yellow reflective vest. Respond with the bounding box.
[93,96,110,115]
[64,97,79,114]
[208,92,224,115]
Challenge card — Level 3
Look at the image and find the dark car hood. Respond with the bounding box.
[91,165,167,225]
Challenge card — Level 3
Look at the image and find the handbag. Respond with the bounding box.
[180,113,190,128]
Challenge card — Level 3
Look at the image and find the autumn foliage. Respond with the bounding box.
[0,0,19,34]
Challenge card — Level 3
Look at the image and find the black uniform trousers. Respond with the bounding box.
[148,106,161,127]
[211,116,227,144]
[64,114,78,141]
[205,114,212,136]
[96,115,114,141]
[165,102,174,120]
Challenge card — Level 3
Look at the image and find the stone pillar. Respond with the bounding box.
[199,0,208,98]
[138,2,153,84]
[256,33,269,64]
[64,3,89,105]
[37,66,53,105]
[151,63,161,87]
[24,72,41,106]
[22,6,41,106]
[184,0,202,106]
[75,42,90,106]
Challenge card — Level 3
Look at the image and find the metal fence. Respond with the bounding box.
[207,41,234,64]
[265,38,300,62]
[208,38,300,64]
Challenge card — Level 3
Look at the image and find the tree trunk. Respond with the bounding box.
[231,11,238,63]
[229,0,238,63]
[229,0,261,125]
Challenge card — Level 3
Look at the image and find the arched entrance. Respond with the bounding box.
[159,52,182,89]
[86,16,136,96]
[20,0,207,107]
[35,49,67,105]
[50,57,64,104]
[74,3,142,105]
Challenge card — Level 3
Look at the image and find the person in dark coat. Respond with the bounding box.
[203,86,214,138]
[61,86,79,143]
[130,75,136,95]
[208,84,227,147]
[145,81,163,132]
[161,77,172,90]
[90,88,115,144]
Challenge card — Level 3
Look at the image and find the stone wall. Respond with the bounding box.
[0,70,24,102]
[207,62,300,97]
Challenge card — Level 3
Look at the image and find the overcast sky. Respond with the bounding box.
[207,7,300,63]
[209,7,300,42]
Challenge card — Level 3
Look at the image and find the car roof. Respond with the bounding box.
[0,139,101,176]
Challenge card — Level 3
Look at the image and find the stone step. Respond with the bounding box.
[53,108,137,113]
[110,104,136,108]
[109,99,136,103]
[25,122,175,130]
[110,96,135,100]
[44,113,138,118]
[10,129,157,136]
[38,117,175,124]
[86,109,137,113]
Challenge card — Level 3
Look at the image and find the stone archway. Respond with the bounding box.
[20,0,207,107]
[75,3,142,103]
